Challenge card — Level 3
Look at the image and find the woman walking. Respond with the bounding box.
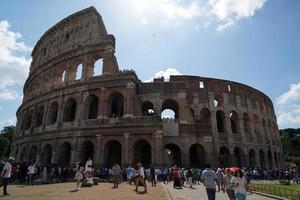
[223,168,236,200]
[231,169,248,200]
[74,162,84,191]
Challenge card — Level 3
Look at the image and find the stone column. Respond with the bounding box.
[255,150,261,168]
[94,135,102,167]
[153,131,163,166]
[124,83,135,117]
[99,87,107,118]
[56,95,64,127]
[123,133,130,166]
[181,138,190,167]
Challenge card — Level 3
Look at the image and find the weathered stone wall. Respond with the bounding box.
[12,7,284,169]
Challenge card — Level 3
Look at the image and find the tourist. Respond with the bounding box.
[223,168,236,200]
[150,166,156,186]
[27,162,36,185]
[172,165,182,189]
[74,162,84,191]
[112,163,122,188]
[186,167,193,188]
[126,165,133,184]
[201,163,217,200]
[85,158,93,178]
[232,169,248,200]
[216,168,224,192]
[135,162,147,193]
[1,157,14,196]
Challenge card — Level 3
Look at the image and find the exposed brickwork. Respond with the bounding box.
[12,7,284,169]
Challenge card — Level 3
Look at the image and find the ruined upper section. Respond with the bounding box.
[30,6,114,74]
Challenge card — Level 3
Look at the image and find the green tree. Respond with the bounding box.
[0,137,9,159]
[0,125,15,158]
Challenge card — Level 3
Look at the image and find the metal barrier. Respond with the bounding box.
[250,183,300,200]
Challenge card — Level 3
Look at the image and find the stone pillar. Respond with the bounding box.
[181,138,189,167]
[102,46,119,75]
[99,87,107,118]
[124,83,135,117]
[95,135,102,167]
[42,100,49,131]
[255,150,261,168]
[123,133,130,166]
[56,95,64,127]
[153,131,163,166]
[70,137,79,165]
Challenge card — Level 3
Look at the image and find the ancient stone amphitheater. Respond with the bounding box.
[12,7,284,169]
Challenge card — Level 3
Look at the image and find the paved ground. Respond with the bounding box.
[0,182,167,200]
[162,183,274,200]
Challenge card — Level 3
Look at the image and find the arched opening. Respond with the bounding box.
[249,149,256,167]
[142,101,155,116]
[20,147,27,163]
[133,140,152,167]
[189,144,205,168]
[104,140,122,168]
[28,146,37,163]
[80,141,94,164]
[243,113,252,141]
[200,108,210,123]
[57,142,71,167]
[230,111,239,134]
[34,106,44,128]
[161,99,179,119]
[164,143,182,166]
[63,98,76,122]
[110,93,124,117]
[233,147,245,167]
[216,110,226,133]
[214,95,223,107]
[84,95,99,119]
[24,110,33,130]
[219,146,231,167]
[259,149,266,169]
[93,58,103,76]
[253,115,261,140]
[267,150,273,168]
[76,63,83,80]
[61,70,66,82]
[47,102,58,124]
[41,144,52,165]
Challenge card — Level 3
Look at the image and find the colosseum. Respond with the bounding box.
[11,6,284,169]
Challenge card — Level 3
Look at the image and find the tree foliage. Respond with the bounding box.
[0,125,15,159]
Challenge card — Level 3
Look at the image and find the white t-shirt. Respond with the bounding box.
[1,162,12,178]
[139,167,145,178]
[231,176,247,194]
[28,165,35,175]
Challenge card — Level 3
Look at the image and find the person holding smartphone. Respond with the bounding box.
[231,169,248,200]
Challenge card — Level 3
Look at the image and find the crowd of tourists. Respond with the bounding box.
[1,157,300,199]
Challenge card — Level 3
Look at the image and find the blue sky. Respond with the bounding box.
[0,0,299,129]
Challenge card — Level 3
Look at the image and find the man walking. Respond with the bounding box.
[1,157,14,196]
[112,163,121,188]
[201,164,217,200]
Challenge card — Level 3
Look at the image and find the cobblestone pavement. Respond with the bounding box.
[162,183,274,200]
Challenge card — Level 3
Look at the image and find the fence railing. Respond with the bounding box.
[250,183,300,200]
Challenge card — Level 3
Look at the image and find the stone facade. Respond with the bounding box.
[11,7,284,169]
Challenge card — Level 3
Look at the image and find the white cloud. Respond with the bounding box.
[0,118,16,128]
[114,0,267,31]
[145,68,181,82]
[276,82,300,128]
[209,0,267,31]
[278,83,300,105]
[0,20,31,100]
[0,89,19,100]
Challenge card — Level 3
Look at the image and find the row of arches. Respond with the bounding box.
[16,141,206,168]
[15,140,282,169]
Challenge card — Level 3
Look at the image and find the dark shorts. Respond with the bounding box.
[226,189,235,199]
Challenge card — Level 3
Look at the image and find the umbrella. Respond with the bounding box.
[230,166,240,172]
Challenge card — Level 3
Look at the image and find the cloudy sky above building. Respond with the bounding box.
[0,0,299,129]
